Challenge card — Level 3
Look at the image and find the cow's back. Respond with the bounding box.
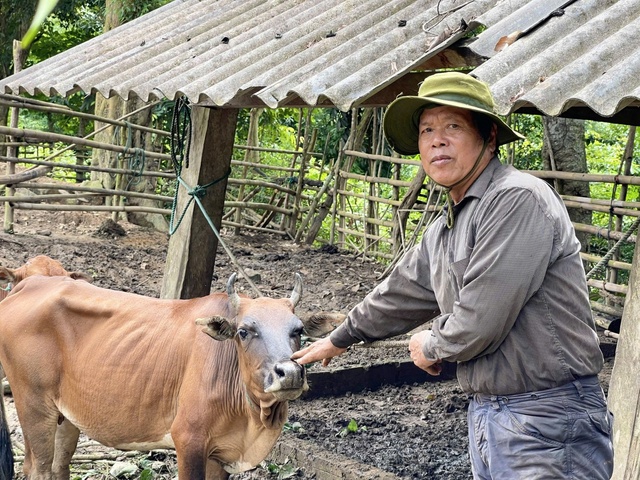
[0,275,237,449]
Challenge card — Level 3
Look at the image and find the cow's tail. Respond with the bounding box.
[0,367,14,480]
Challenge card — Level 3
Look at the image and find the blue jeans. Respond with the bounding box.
[468,376,613,479]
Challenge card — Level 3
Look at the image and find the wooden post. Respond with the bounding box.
[160,106,238,299]
[608,232,640,479]
[4,40,27,233]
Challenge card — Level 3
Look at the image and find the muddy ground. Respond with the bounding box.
[0,209,616,479]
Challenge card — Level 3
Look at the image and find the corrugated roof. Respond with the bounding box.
[1,0,638,124]
[470,0,640,124]
[0,0,488,111]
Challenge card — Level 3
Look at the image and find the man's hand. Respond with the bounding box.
[291,337,347,367]
[409,330,442,376]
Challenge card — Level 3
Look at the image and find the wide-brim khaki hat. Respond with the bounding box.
[383,72,524,156]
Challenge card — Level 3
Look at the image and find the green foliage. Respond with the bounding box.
[118,0,170,24]
[508,113,544,170]
[27,2,103,64]
[336,418,367,437]
[264,459,299,479]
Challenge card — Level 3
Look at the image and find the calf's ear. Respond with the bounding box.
[196,316,236,341]
[70,271,94,283]
[302,312,346,338]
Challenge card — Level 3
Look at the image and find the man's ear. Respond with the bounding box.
[196,316,236,341]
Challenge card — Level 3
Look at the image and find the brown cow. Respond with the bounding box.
[0,254,92,301]
[0,272,337,479]
[0,255,92,480]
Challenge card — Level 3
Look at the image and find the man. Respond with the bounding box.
[292,72,614,479]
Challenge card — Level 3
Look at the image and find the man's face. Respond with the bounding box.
[418,106,495,202]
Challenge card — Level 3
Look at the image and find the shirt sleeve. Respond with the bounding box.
[330,241,441,348]
[422,187,558,362]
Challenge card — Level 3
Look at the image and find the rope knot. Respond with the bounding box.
[189,185,207,198]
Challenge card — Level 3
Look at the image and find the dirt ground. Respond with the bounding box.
[0,208,617,480]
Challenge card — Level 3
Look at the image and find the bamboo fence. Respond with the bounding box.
[0,97,637,316]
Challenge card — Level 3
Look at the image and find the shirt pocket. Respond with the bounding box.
[450,256,470,294]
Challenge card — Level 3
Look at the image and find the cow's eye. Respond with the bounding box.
[292,327,304,338]
[237,328,249,340]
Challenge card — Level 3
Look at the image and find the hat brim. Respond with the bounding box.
[383,96,525,156]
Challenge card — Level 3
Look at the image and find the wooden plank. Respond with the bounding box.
[609,234,640,479]
[160,106,238,299]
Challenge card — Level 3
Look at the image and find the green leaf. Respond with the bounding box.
[347,418,358,433]
[22,0,60,48]
[139,468,154,480]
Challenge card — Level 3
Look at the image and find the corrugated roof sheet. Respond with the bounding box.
[470,0,640,123]
[1,0,638,124]
[0,0,489,111]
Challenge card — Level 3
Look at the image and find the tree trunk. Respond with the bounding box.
[542,116,591,250]
[92,0,164,229]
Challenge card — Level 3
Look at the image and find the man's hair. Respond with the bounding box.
[471,112,495,143]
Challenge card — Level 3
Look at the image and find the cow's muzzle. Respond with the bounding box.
[264,360,308,400]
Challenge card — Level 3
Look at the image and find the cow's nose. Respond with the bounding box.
[264,360,306,395]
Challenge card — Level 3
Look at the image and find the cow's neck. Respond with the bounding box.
[241,386,288,429]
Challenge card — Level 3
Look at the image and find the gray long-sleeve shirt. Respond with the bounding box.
[330,157,603,395]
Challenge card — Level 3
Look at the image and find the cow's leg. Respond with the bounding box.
[52,419,80,480]
[14,397,59,480]
[206,459,229,480]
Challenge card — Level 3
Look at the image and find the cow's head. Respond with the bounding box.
[0,255,93,299]
[196,273,343,426]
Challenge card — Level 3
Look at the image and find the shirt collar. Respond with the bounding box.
[440,156,501,226]
[457,156,501,205]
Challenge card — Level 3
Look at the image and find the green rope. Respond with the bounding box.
[167,96,230,234]
[167,96,263,297]
[586,216,640,280]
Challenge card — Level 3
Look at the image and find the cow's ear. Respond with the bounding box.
[70,271,94,283]
[0,267,15,287]
[196,316,236,341]
[302,312,346,338]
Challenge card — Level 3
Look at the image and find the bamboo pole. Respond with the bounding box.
[0,155,175,182]
[335,189,404,207]
[3,40,25,233]
[608,127,636,288]
[561,195,640,210]
[290,127,315,236]
[339,170,414,187]
[0,127,171,161]
[563,200,640,218]
[590,300,623,318]
[343,149,421,167]
[337,209,394,228]
[2,193,102,203]
[221,220,290,236]
[581,252,632,271]
[587,279,628,295]
[16,182,173,202]
[13,203,170,214]
[573,222,637,244]
[0,98,165,138]
[523,169,640,186]
[294,166,335,243]
[230,160,298,173]
[234,144,322,158]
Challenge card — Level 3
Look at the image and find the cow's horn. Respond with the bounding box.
[289,273,303,308]
[226,273,241,314]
